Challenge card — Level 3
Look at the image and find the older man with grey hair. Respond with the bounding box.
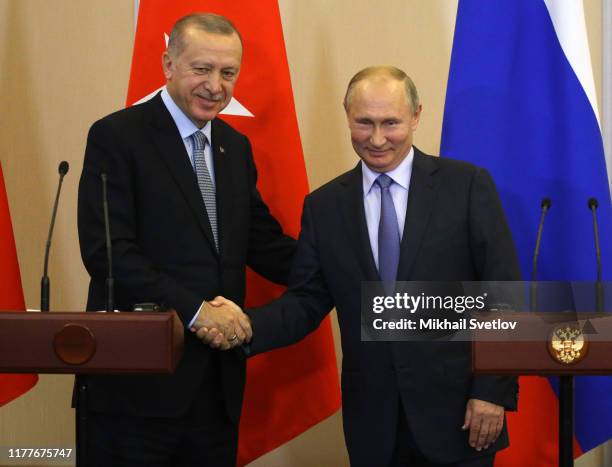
[205,66,521,466]
[78,12,295,467]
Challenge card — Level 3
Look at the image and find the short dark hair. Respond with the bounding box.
[343,66,420,114]
[167,13,242,57]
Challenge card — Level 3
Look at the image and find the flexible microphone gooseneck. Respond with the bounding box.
[530,197,551,312]
[588,198,603,312]
[40,161,69,312]
[101,173,114,313]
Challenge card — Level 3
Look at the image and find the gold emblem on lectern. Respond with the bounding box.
[548,323,588,365]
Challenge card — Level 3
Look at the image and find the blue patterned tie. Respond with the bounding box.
[191,131,218,250]
[375,174,400,284]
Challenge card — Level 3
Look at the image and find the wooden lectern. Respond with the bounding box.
[0,311,184,374]
[473,312,612,467]
[0,310,184,467]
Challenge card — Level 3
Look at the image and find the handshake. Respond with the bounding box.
[190,297,252,350]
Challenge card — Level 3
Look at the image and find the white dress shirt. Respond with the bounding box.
[161,87,215,185]
[160,87,216,327]
[362,147,414,269]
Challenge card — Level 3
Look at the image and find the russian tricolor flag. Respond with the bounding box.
[441,0,612,464]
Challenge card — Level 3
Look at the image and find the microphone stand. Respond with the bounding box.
[531,198,551,313]
[41,161,69,312]
[530,198,573,467]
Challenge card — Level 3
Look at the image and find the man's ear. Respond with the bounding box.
[411,104,423,130]
[162,51,173,79]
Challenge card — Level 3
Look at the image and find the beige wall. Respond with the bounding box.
[0,1,134,466]
[0,1,605,466]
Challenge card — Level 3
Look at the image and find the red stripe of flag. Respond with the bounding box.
[0,163,38,406]
[127,2,341,465]
[495,376,582,466]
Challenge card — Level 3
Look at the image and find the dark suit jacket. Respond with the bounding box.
[248,148,521,465]
[77,93,295,422]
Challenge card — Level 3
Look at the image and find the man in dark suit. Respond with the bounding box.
[203,66,521,466]
[77,13,295,467]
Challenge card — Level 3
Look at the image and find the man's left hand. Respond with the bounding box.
[462,398,504,451]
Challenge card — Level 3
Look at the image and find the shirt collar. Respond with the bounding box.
[362,146,414,196]
[161,87,212,143]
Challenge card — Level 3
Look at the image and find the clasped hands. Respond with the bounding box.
[191,301,504,450]
[191,296,251,350]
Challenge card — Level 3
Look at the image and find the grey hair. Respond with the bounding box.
[167,13,242,57]
[343,66,420,114]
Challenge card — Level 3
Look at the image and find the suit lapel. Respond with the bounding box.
[339,163,379,281]
[147,94,218,253]
[211,120,234,258]
[397,148,440,279]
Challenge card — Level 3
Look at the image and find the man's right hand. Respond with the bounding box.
[191,296,252,348]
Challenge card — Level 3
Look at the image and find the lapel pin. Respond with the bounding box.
[219,146,225,154]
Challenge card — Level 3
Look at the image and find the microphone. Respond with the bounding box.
[101,173,114,313]
[588,197,604,312]
[530,197,551,312]
[40,161,69,312]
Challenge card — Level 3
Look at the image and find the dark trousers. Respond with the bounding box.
[85,384,237,467]
[391,409,495,467]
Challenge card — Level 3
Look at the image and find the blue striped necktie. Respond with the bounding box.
[375,173,400,284]
[191,131,218,250]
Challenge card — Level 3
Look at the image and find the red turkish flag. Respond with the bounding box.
[127,1,341,464]
[0,163,38,406]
